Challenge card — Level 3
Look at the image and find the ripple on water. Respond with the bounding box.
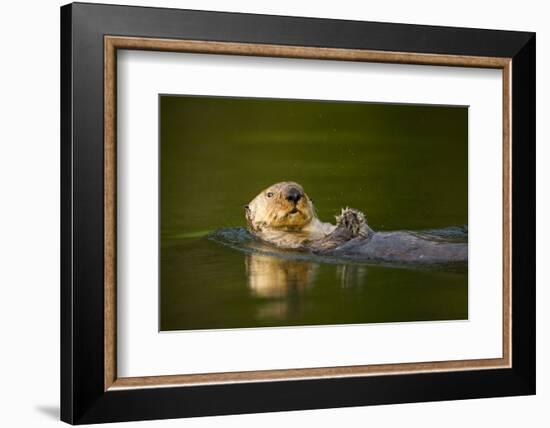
[207,226,468,272]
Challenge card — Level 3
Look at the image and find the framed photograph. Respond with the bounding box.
[60,2,535,424]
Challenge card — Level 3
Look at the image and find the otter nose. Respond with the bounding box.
[285,187,302,203]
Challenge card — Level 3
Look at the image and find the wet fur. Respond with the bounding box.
[245,181,335,248]
[245,182,467,263]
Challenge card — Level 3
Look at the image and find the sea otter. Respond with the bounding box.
[245,181,467,263]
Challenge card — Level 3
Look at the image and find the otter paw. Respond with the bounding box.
[335,207,368,237]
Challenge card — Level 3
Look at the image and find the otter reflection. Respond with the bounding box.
[245,252,369,321]
[245,253,319,297]
[336,264,368,288]
[245,253,317,320]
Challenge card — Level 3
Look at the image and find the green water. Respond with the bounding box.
[160,95,468,331]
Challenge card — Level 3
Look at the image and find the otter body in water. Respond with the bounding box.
[245,181,467,264]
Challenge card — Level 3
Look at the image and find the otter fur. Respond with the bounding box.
[245,181,467,263]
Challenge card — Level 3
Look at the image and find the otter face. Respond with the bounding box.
[245,182,316,233]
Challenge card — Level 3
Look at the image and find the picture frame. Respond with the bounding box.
[60,2,535,424]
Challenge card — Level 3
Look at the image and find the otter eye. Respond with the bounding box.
[266,192,274,198]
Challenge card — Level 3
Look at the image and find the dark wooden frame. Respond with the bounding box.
[61,2,536,424]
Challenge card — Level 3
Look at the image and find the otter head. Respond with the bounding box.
[245,182,316,233]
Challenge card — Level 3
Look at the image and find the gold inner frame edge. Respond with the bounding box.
[104,35,512,391]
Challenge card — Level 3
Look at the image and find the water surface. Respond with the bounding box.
[160,95,468,331]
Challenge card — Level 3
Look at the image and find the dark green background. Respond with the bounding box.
[160,95,468,331]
